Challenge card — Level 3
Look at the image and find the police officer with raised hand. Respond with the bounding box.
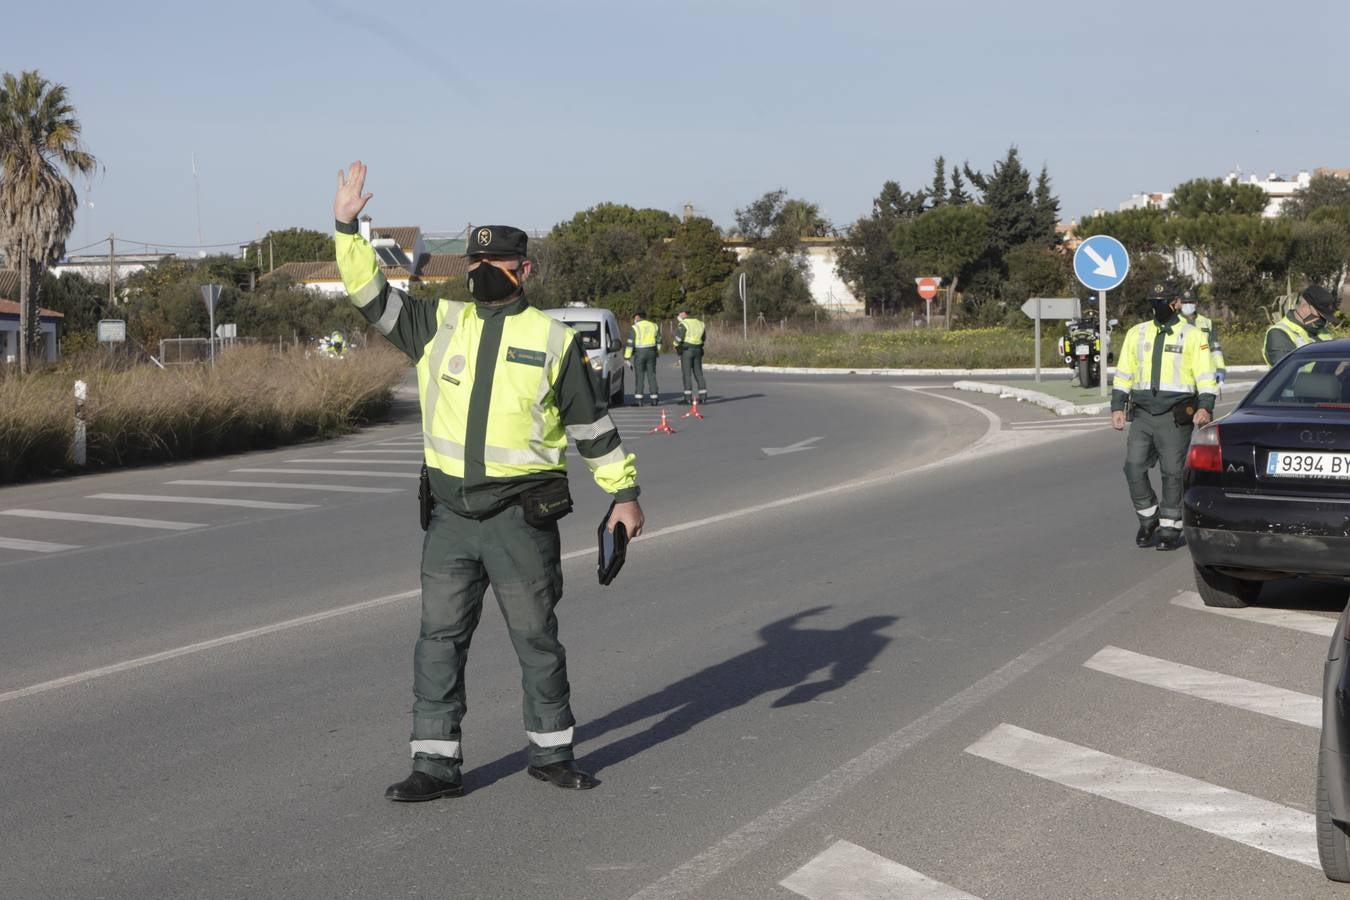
[1110,280,1217,551]
[333,160,645,802]
[673,310,708,406]
[1264,284,1338,366]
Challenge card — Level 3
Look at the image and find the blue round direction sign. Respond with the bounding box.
[1073,234,1130,292]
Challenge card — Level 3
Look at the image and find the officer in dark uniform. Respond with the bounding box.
[333,161,645,801]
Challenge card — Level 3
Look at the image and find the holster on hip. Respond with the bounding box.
[520,478,573,528]
[1170,397,1199,426]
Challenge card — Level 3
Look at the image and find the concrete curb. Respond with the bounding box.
[951,380,1259,418]
[703,363,1269,378]
[953,381,1111,417]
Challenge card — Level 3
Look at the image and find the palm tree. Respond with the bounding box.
[0,70,97,372]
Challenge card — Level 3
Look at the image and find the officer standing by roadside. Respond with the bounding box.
[673,310,708,406]
[332,161,645,802]
[1179,290,1225,386]
[625,311,660,406]
[1264,284,1338,366]
[1110,280,1217,551]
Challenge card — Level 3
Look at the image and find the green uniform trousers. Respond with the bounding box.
[1123,407,1193,532]
[411,501,574,781]
[633,348,659,401]
[680,346,707,396]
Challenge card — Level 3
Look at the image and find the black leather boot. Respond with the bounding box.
[527,760,598,790]
[1155,529,1184,551]
[384,770,465,802]
[1135,520,1158,548]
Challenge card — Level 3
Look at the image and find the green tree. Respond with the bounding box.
[635,215,737,320]
[1167,177,1268,218]
[928,156,947,207]
[1075,207,1168,254]
[246,227,336,271]
[835,180,925,315]
[723,251,816,324]
[1288,219,1349,289]
[1165,215,1291,318]
[948,167,971,206]
[0,70,97,371]
[1032,165,1060,246]
[1002,242,1072,310]
[1281,174,1350,220]
[893,204,991,323]
[544,203,680,311]
[40,270,105,335]
[963,147,1043,252]
[734,190,832,253]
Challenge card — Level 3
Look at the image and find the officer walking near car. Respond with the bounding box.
[625,310,660,406]
[332,160,645,802]
[1264,284,1338,367]
[1110,280,1218,551]
[673,310,708,406]
[1179,290,1225,386]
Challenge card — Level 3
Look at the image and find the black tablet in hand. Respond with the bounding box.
[597,503,628,586]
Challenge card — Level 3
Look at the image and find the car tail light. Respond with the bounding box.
[1186,425,1222,472]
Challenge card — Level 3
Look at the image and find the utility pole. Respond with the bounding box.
[107,233,116,308]
[269,238,274,273]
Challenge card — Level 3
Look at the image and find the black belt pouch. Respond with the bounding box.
[419,464,433,531]
[520,479,574,528]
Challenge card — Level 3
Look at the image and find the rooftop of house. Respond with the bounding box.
[0,272,64,317]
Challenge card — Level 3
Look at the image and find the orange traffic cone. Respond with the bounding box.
[681,397,705,420]
[649,407,677,434]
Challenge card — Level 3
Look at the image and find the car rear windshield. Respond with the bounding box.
[571,322,602,350]
[1248,354,1350,408]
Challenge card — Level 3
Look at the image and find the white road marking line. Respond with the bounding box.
[231,468,418,479]
[1083,646,1320,728]
[780,841,981,900]
[87,493,316,511]
[282,458,414,465]
[0,536,81,553]
[0,588,423,705]
[374,441,423,446]
[1172,591,1337,637]
[168,480,400,494]
[1009,418,1106,427]
[1010,420,1110,429]
[0,509,203,531]
[965,724,1318,869]
[335,449,424,455]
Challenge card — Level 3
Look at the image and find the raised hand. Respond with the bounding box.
[334,160,374,223]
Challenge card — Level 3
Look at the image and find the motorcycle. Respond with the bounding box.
[1056,314,1117,388]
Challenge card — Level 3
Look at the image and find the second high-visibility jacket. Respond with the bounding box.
[1264,311,1333,367]
[675,317,705,349]
[334,221,638,517]
[1111,316,1218,415]
[1188,313,1225,372]
[625,319,659,359]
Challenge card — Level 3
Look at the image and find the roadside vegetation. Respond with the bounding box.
[0,345,407,484]
[704,322,1272,370]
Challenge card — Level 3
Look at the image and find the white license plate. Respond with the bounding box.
[1266,451,1350,479]
[1075,344,1090,355]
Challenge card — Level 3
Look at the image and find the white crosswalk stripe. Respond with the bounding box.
[0,536,81,553]
[335,449,423,455]
[781,840,982,899]
[1083,646,1320,728]
[231,468,417,479]
[965,724,1319,869]
[282,458,414,465]
[1172,591,1337,637]
[87,493,316,511]
[0,509,203,531]
[169,479,400,494]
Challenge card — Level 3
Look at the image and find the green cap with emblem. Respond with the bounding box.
[466,225,528,258]
[1145,279,1182,301]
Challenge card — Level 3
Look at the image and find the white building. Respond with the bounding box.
[52,252,176,284]
[262,220,466,296]
[0,271,62,363]
[1222,169,1312,217]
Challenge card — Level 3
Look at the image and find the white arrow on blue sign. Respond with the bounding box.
[1073,234,1130,292]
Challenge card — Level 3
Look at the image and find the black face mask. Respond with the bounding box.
[467,261,520,303]
[1151,299,1175,323]
[1301,311,1327,333]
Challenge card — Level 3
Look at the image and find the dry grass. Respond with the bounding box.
[0,344,408,483]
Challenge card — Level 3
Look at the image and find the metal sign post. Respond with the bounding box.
[738,272,748,340]
[200,284,222,367]
[1034,297,1042,383]
[1072,235,1130,399]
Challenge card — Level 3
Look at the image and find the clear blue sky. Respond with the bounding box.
[4,0,1346,255]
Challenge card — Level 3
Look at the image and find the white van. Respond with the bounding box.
[542,304,626,406]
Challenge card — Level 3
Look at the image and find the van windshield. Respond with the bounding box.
[571,322,602,351]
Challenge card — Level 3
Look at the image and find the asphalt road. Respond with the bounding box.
[1,368,1341,899]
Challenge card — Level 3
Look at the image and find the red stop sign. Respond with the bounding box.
[916,277,940,300]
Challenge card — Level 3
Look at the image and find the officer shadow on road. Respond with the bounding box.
[462,606,896,789]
